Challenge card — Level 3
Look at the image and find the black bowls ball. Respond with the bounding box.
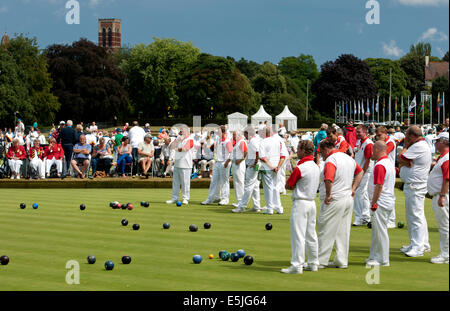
[132,224,140,230]
[243,255,254,265]
[265,223,273,230]
[189,224,198,232]
[0,255,10,265]
[121,255,132,264]
[121,219,129,226]
[80,204,86,211]
[20,203,26,209]
[204,222,211,229]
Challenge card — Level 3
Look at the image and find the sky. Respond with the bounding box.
[0,0,448,67]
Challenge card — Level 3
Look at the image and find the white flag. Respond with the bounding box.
[408,96,416,112]
[362,99,365,114]
[376,97,379,113]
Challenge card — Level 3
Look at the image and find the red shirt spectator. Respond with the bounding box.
[7,144,27,160]
[345,125,357,149]
[29,146,45,160]
[45,143,65,160]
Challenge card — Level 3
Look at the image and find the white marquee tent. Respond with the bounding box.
[275,105,297,131]
[227,112,248,132]
[251,105,272,127]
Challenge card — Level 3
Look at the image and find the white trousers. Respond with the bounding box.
[369,202,394,265]
[432,195,449,258]
[403,183,430,252]
[277,160,287,194]
[30,158,45,178]
[45,158,63,174]
[232,161,246,203]
[318,196,354,266]
[261,170,281,212]
[8,159,23,175]
[237,166,260,210]
[199,159,215,172]
[206,161,230,204]
[354,171,371,224]
[290,199,319,268]
[171,167,191,201]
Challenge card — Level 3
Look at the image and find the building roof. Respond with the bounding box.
[425,61,449,81]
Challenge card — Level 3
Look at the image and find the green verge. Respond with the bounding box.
[0,188,447,291]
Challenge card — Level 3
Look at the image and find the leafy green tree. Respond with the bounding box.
[278,54,319,95]
[409,42,432,56]
[178,54,259,118]
[365,58,410,99]
[399,54,425,99]
[46,38,130,123]
[0,50,31,126]
[4,34,60,126]
[311,54,377,116]
[443,51,449,62]
[121,38,200,119]
[235,58,261,80]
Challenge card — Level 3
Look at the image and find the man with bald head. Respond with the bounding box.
[399,125,432,257]
[366,141,396,267]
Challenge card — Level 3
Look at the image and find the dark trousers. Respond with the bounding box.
[91,157,112,175]
[62,144,73,174]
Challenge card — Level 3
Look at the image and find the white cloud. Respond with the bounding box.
[419,27,448,42]
[382,40,404,57]
[396,0,449,6]
[436,47,445,57]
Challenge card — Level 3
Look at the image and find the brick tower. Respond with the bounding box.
[98,19,121,52]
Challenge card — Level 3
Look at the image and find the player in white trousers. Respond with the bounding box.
[375,126,397,228]
[427,132,449,264]
[231,131,247,207]
[6,138,27,179]
[274,132,289,196]
[353,125,374,226]
[282,140,320,274]
[202,126,233,206]
[366,141,396,267]
[232,128,262,213]
[399,126,432,257]
[166,126,194,205]
[29,139,46,179]
[259,127,284,215]
[317,140,364,268]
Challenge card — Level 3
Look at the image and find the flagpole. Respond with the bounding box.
[389,68,392,123]
[430,94,433,125]
[444,93,446,125]
[377,94,379,124]
[372,98,374,122]
[401,96,403,124]
[383,98,385,123]
[438,95,440,126]
[407,95,410,124]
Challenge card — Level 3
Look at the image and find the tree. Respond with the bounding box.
[178,54,259,118]
[311,54,377,116]
[409,42,432,56]
[0,50,31,126]
[278,54,319,95]
[235,58,261,80]
[443,51,449,62]
[46,38,130,123]
[4,34,60,126]
[121,38,201,119]
[365,58,410,99]
[251,62,288,116]
[399,54,424,99]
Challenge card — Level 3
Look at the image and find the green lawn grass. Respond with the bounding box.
[0,188,447,291]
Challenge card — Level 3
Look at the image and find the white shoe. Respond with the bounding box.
[218,200,228,206]
[182,199,189,205]
[352,222,363,227]
[16,175,20,180]
[281,265,303,274]
[232,203,239,208]
[365,260,390,267]
[262,208,273,215]
[327,262,348,269]
[201,200,211,205]
[422,245,431,253]
[275,208,284,214]
[166,200,175,204]
[387,222,396,229]
[405,249,424,257]
[400,245,412,253]
[304,264,318,272]
[430,255,449,264]
[232,207,245,213]
[10,174,15,180]
[317,264,327,269]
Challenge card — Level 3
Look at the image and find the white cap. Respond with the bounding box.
[434,132,449,142]
[59,121,65,125]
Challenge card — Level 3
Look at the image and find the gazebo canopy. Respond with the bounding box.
[251,105,272,126]
[227,112,248,132]
[275,105,298,131]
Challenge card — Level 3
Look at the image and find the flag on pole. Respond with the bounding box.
[408,96,416,111]
[354,100,356,116]
[362,99,365,114]
[350,100,353,115]
[420,100,424,112]
[436,93,441,111]
[366,98,370,115]
[376,97,379,112]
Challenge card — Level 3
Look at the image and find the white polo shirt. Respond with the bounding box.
[354,136,374,171]
[231,138,247,162]
[427,151,449,196]
[319,150,362,201]
[174,137,194,169]
[259,136,281,170]
[216,135,233,162]
[385,136,397,164]
[400,138,432,184]
[286,155,320,201]
[273,133,289,159]
[368,156,396,207]
[245,135,262,166]
[128,126,146,149]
